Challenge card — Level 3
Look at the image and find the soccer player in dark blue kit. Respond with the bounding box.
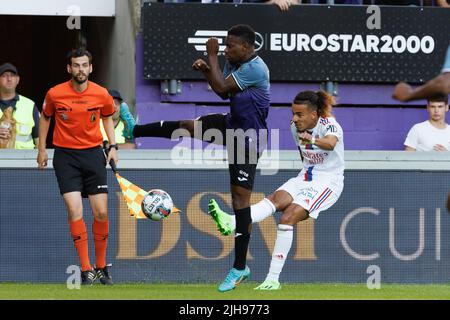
[124,24,270,292]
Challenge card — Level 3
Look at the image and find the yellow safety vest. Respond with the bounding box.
[0,95,36,149]
[100,120,125,144]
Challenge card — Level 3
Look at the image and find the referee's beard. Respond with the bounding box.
[72,73,89,85]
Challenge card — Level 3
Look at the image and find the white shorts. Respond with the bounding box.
[276,175,343,219]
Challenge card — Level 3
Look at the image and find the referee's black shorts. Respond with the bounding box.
[197,113,259,191]
[53,146,108,198]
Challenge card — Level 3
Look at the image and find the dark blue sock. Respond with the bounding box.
[233,207,252,270]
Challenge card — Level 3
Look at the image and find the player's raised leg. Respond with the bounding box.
[130,113,227,145]
[129,117,204,141]
[208,190,290,236]
[119,102,136,140]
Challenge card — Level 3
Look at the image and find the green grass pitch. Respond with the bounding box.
[0,283,449,300]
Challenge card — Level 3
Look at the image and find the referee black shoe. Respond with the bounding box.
[95,265,113,285]
[81,269,97,286]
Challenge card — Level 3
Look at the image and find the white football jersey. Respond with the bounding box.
[291,117,345,180]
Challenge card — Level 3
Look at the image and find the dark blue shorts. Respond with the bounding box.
[197,113,258,190]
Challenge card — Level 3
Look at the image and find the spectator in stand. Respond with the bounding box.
[404,95,450,151]
[174,0,300,12]
[0,63,39,149]
[244,0,300,12]
[312,0,364,4]
[373,0,422,5]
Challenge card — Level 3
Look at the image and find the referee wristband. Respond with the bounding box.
[108,144,118,151]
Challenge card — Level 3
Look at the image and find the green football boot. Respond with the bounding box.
[208,199,234,236]
[254,279,281,290]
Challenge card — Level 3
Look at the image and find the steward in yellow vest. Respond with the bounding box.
[0,63,39,149]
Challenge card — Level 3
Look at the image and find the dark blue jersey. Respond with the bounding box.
[223,56,270,133]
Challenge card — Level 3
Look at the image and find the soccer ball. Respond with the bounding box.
[141,189,174,221]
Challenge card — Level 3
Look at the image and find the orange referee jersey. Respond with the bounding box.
[43,80,115,149]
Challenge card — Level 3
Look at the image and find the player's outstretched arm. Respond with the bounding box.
[393,73,450,102]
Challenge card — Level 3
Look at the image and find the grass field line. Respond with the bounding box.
[0,283,449,300]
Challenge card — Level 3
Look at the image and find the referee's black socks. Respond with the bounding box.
[233,207,252,271]
[133,121,181,139]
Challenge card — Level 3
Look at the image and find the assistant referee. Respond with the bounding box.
[37,48,118,285]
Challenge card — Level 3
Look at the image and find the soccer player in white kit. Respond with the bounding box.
[208,90,345,290]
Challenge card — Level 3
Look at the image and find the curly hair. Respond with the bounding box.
[293,90,336,118]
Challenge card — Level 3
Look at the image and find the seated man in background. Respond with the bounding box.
[102,89,136,149]
[404,95,450,151]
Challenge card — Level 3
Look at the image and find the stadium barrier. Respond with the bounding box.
[0,150,449,284]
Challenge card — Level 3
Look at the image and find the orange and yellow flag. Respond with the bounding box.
[115,173,180,219]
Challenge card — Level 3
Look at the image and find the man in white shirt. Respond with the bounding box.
[404,95,450,152]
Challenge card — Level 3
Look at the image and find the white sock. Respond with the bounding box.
[266,224,294,283]
[230,198,276,229]
[251,198,276,223]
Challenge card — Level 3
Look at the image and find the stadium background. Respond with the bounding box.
[1,1,450,287]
